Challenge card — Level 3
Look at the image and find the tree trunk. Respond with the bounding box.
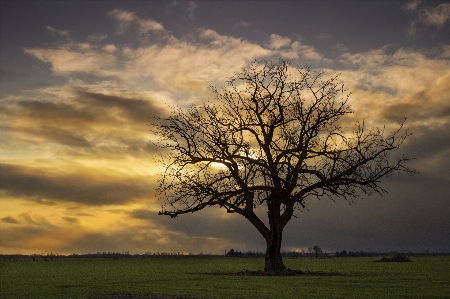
[264,199,286,272]
[264,226,286,272]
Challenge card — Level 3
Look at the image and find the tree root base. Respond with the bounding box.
[207,268,344,276]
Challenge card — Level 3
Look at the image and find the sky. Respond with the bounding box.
[0,0,449,255]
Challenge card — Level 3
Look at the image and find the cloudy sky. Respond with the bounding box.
[1,0,449,255]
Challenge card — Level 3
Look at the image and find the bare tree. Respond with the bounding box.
[309,245,323,258]
[152,60,415,273]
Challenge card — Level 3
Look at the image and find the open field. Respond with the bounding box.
[1,256,449,298]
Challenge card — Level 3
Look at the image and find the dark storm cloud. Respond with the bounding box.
[129,166,450,254]
[0,86,169,156]
[380,91,450,123]
[2,87,167,128]
[13,99,98,124]
[402,122,450,161]
[76,90,167,124]
[281,173,450,253]
[1,164,154,206]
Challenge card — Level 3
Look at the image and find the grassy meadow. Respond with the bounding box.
[1,256,449,299]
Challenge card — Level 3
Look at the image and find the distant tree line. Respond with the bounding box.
[1,250,448,261]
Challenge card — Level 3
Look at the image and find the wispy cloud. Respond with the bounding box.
[87,33,108,42]
[168,0,198,20]
[404,0,450,36]
[403,0,422,12]
[46,26,70,37]
[106,9,137,34]
[235,21,252,28]
[24,47,118,76]
[420,3,450,27]
[107,8,166,39]
[185,1,198,20]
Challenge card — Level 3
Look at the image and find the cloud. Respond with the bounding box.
[102,44,117,53]
[267,34,292,49]
[265,34,326,61]
[337,47,450,125]
[0,221,86,253]
[400,122,450,178]
[24,47,117,76]
[379,70,450,123]
[107,9,137,34]
[0,79,168,141]
[185,1,198,20]
[290,41,324,61]
[23,21,274,94]
[75,89,167,124]
[282,176,450,252]
[87,33,108,42]
[46,26,70,37]
[333,43,349,52]
[137,19,165,34]
[107,8,165,37]
[403,0,422,12]
[127,29,271,94]
[235,21,252,28]
[420,3,450,27]
[404,1,450,36]
[17,211,54,227]
[0,164,155,206]
[1,216,20,224]
[168,0,198,20]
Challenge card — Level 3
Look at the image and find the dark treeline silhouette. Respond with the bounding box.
[373,253,413,262]
[332,250,449,257]
[1,250,448,261]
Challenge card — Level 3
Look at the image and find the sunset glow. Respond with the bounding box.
[1,1,449,255]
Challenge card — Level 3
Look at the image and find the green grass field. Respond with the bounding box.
[1,256,449,298]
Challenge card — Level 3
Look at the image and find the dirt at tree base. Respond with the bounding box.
[107,294,199,299]
[205,268,344,276]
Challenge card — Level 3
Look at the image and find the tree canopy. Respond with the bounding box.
[152,60,415,272]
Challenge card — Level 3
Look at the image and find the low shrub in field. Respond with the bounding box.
[374,253,412,262]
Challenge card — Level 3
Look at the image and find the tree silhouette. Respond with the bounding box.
[152,60,415,273]
[310,245,323,258]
